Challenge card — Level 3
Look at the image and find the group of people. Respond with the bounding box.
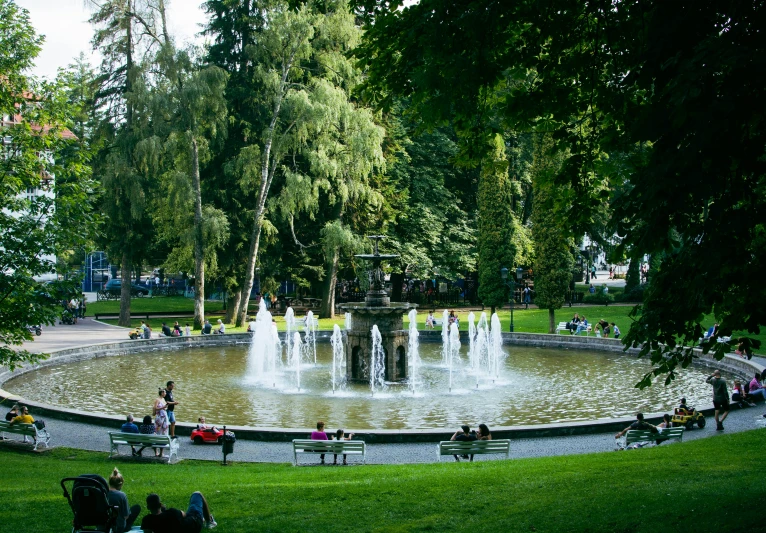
[565,314,620,338]
[309,421,355,465]
[133,319,226,339]
[66,296,86,319]
[449,423,492,462]
[120,381,179,457]
[424,310,461,329]
[201,319,225,335]
[106,467,216,532]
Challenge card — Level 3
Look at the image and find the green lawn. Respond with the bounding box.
[89,298,766,354]
[87,296,226,316]
[97,306,636,335]
[1,430,764,532]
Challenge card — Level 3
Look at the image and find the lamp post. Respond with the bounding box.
[501,267,514,332]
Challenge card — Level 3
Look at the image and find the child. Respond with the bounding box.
[333,428,355,465]
[731,380,755,408]
[678,398,695,414]
[184,323,191,336]
[611,322,620,339]
[197,417,218,431]
[426,311,435,329]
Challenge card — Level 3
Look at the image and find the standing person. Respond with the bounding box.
[310,421,329,465]
[611,323,620,339]
[523,286,531,306]
[165,381,179,439]
[107,468,141,533]
[153,389,169,456]
[141,492,216,532]
[184,323,191,336]
[706,369,730,431]
[591,265,597,279]
[449,425,477,462]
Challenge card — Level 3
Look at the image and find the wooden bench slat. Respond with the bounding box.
[437,439,511,461]
[292,439,366,466]
[0,421,51,451]
[625,428,684,446]
[108,432,179,464]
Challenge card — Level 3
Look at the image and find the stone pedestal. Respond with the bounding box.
[340,304,413,383]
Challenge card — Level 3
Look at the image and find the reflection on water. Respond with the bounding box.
[4,344,721,430]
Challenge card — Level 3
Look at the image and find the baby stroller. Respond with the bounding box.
[61,474,118,532]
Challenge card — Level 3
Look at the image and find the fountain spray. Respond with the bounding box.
[407,309,420,395]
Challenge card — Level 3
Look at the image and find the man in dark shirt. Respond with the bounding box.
[614,413,658,439]
[165,381,179,439]
[450,425,477,462]
[161,323,173,337]
[141,492,216,533]
[706,369,730,431]
[201,320,212,335]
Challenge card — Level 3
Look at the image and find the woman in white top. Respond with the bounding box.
[216,319,226,334]
[153,389,169,456]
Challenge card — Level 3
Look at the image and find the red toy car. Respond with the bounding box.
[190,426,224,444]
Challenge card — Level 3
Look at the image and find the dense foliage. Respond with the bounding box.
[0,0,95,368]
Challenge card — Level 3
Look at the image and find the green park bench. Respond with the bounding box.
[437,439,511,461]
[292,439,366,466]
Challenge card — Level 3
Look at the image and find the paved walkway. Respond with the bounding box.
[10,304,766,464]
[21,317,129,354]
[21,406,761,465]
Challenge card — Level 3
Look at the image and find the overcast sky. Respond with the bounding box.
[16,0,207,79]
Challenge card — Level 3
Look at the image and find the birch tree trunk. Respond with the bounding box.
[191,136,205,329]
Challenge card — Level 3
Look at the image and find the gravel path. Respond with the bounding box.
[25,406,765,465]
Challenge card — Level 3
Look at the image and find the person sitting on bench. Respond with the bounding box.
[614,412,657,439]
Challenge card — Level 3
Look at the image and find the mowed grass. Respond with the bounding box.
[95,306,636,335]
[87,297,766,353]
[1,430,764,532]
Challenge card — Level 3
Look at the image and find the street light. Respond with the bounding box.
[502,267,525,332]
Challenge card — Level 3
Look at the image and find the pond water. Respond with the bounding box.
[4,344,720,430]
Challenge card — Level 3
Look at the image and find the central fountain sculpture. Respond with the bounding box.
[340,235,416,383]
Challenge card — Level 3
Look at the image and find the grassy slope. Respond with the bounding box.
[2,430,764,532]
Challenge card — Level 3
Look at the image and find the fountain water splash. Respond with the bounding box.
[476,312,490,376]
[246,299,280,387]
[440,309,450,366]
[490,313,504,380]
[330,324,346,393]
[370,325,386,395]
[271,321,281,383]
[291,331,303,391]
[467,312,479,388]
[407,309,421,395]
[344,312,352,330]
[284,307,295,366]
[304,310,317,364]
[448,322,461,392]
